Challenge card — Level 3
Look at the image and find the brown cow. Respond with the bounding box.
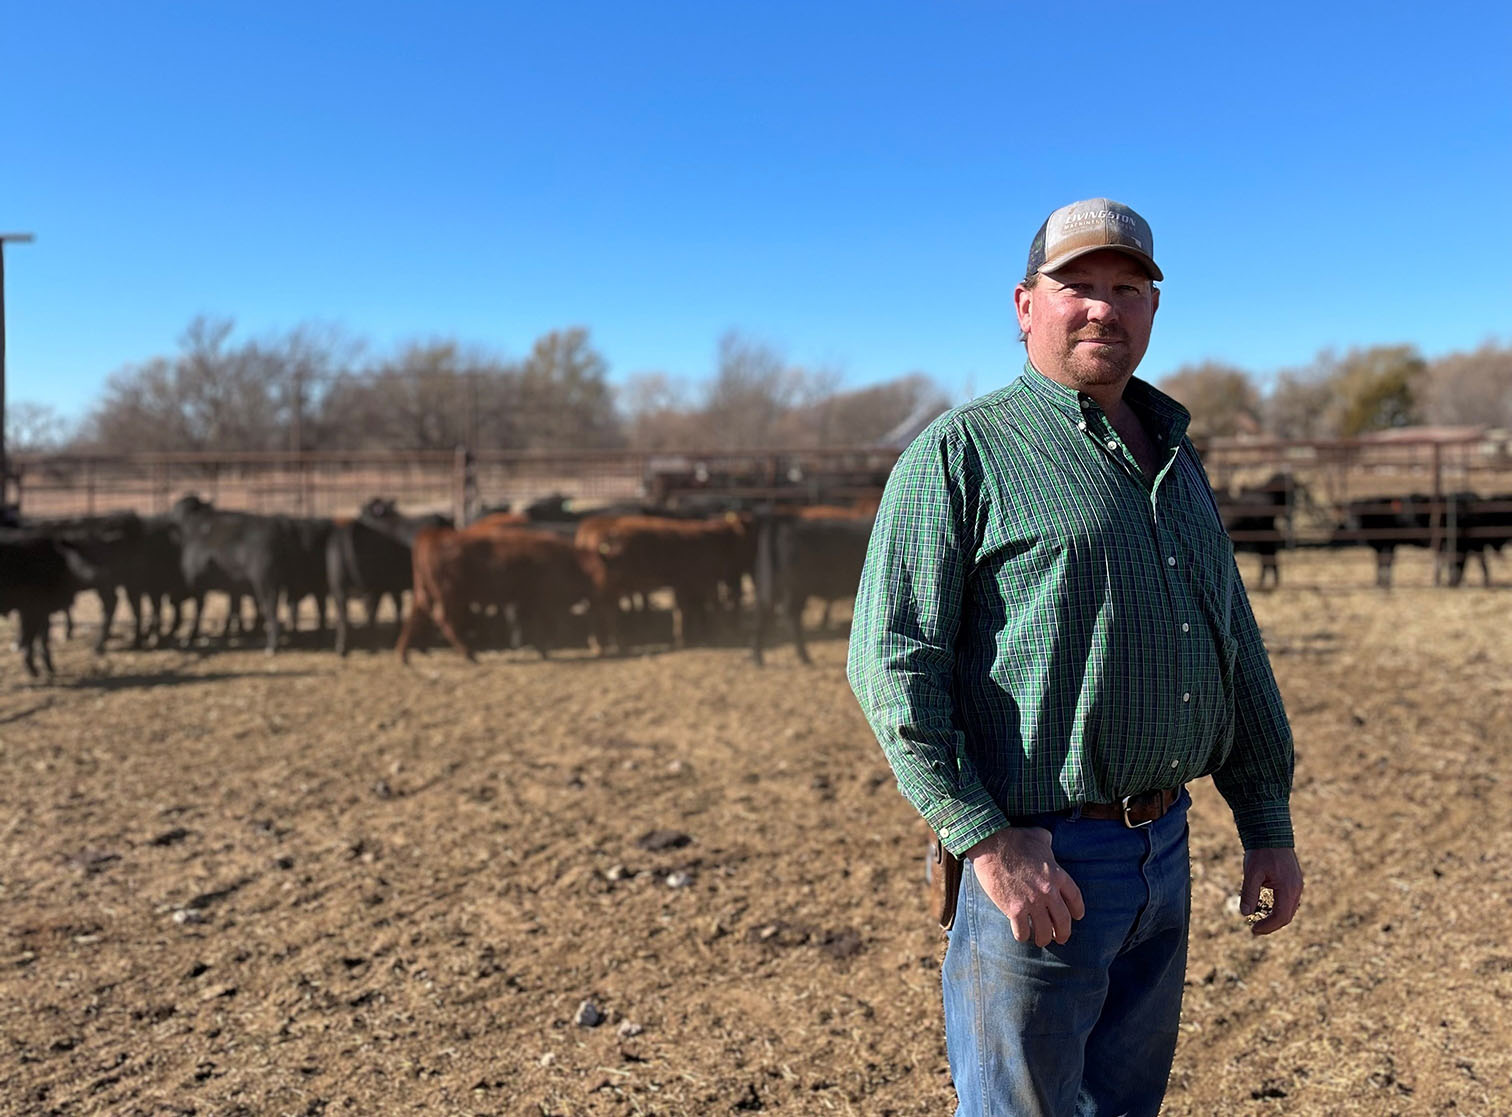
[396,525,608,663]
[573,513,753,650]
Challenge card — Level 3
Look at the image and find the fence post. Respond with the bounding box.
[1430,441,1443,585]
[453,445,474,525]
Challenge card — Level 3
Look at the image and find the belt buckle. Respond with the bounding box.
[1120,790,1162,829]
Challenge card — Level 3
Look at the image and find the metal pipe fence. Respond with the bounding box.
[12,436,1512,555]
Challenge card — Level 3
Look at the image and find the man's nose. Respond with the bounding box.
[1084,293,1119,322]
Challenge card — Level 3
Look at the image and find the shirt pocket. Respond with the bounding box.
[1177,506,1237,637]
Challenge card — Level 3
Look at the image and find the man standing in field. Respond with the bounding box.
[847,198,1303,1116]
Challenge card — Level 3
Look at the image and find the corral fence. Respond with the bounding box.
[1198,431,1512,557]
[9,432,1512,556]
[7,445,903,523]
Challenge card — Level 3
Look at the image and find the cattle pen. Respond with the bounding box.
[12,429,1512,563]
[4,430,1512,1115]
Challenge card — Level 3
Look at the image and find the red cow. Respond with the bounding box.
[573,513,753,650]
[396,525,608,663]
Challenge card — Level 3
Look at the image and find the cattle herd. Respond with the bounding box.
[1217,474,1512,589]
[0,494,878,677]
[2,477,1510,679]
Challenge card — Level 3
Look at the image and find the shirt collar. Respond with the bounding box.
[1019,360,1192,446]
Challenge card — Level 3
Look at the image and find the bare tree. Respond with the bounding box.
[795,372,950,447]
[1156,361,1262,438]
[4,401,70,453]
[620,371,706,450]
[82,317,274,451]
[1262,346,1425,439]
[315,341,500,451]
[515,327,622,449]
[1419,341,1512,428]
[82,316,358,453]
[1265,365,1335,440]
[702,331,831,449]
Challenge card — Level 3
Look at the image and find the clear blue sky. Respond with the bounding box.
[3,1,1510,424]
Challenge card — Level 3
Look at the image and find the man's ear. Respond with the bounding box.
[1013,283,1033,335]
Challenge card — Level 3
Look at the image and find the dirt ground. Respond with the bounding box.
[2,547,1510,1116]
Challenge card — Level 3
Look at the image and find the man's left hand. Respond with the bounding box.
[1240,848,1303,935]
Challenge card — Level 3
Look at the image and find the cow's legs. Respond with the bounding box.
[1260,553,1279,589]
[517,603,551,660]
[396,600,429,663]
[19,613,41,678]
[220,595,243,641]
[126,590,145,649]
[256,585,280,655]
[162,597,182,645]
[183,593,206,647]
[790,591,812,665]
[140,593,159,646]
[332,585,351,656]
[1375,549,1394,588]
[428,598,477,662]
[94,586,117,654]
[282,592,301,638]
[38,624,56,677]
[362,592,384,646]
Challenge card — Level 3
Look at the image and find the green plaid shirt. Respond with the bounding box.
[847,363,1294,855]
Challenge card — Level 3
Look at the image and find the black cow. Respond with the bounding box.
[1331,494,1436,588]
[1440,491,1512,587]
[1216,472,1303,590]
[327,499,453,656]
[170,495,297,653]
[0,531,91,677]
[282,516,335,639]
[751,514,873,666]
[130,516,193,646]
[31,513,197,650]
[24,513,147,652]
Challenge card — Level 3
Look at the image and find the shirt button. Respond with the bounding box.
[1170,759,1179,769]
[1167,556,1177,566]
[1106,439,1119,451]
[939,826,949,837]
[1182,692,1191,703]
[1077,420,1088,431]
[1181,622,1190,633]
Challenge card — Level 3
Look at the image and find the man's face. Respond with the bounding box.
[1013,250,1159,390]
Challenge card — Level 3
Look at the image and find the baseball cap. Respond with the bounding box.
[1025,198,1162,281]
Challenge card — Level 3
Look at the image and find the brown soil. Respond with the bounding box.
[2,548,1509,1116]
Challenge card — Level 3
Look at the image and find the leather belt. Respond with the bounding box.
[1077,786,1183,828]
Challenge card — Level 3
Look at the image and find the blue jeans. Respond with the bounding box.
[942,791,1192,1117]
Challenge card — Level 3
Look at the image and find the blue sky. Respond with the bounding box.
[3,1,1510,424]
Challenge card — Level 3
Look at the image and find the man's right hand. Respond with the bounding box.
[964,827,1085,947]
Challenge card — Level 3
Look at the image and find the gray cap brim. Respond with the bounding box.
[1038,243,1163,282]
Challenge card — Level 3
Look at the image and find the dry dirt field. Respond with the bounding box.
[2,548,1510,1116]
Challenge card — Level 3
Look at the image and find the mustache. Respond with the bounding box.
[1073,328,1128,343]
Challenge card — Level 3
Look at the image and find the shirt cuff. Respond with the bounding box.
[925,788,1010,858]
[1230,798,1294,850]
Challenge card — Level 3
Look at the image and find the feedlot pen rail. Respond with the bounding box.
[9,436,1512,549]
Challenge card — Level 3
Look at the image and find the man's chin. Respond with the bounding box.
[1065,355,1132,385]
